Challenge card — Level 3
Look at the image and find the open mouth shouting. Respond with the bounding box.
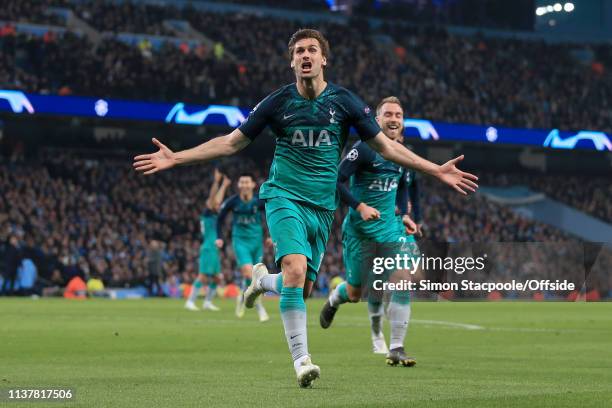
[301,61,313,73]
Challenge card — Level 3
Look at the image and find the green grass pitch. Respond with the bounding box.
[2,298,611,407]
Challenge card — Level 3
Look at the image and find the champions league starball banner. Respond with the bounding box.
[1,89,611,152]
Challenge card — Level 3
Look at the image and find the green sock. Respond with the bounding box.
[367,297,384,336]
[205,282,217,302]
[188,279,202,302]
[279,286,308,367]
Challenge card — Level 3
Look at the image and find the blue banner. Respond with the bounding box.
[0,90,610,152]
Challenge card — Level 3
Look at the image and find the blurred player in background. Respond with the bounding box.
[215,173,270,322]
[185,169,231,311]
[319,97,420,366]
[134,29,477,388]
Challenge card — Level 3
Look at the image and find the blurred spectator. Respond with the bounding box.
[41,268,66,297]
[87,273,105,295]
[146,239,163,297]
[16,257,37,296]
[2,236,21,295]
[63,276,87,299]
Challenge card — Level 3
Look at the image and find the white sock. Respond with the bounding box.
[388,303,411,350]
[293,355,310,371]
[188,281,202,303]
[255,297,266,313]
[205,284,216,303]
[280,287,308,371]
[328,282,349,307]
[260,273,281,294]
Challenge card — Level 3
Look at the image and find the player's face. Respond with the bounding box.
[238,176,255,195]
[376,103,404,141]
[291,38,327,80]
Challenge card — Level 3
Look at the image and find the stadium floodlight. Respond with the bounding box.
[536,7,546,16]
[553,3,562,12]
[486,127,498,142]
[547,5,554,12]
[564,2,575,12]
[95,99,109,117]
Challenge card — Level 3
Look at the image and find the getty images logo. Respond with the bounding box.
[403,119,440,140]
[543,129,612,151]
[0,90,35,114]
[165,103,246,126]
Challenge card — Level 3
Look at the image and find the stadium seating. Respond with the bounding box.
[3,147,608,297]
[0,0,610,132]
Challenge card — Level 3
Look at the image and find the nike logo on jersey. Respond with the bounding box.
[283,113,295,120]
[373,162,382,167]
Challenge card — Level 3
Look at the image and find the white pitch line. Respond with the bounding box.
[412,319,485,330]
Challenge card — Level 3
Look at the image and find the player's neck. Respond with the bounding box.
[240,192,253,202]
[296,76,327,100]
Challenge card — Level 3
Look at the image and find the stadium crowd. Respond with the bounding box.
[2,146,609,299]
[0,0,610,133]
[73,0,176,36]
[483,173,612,224]
[0,0,68,27]
[0,0,609,299]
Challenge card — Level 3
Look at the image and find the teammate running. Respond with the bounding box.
[185,169,231,311]
[216,173,270,322]
[133,29,477,388]
[318,96,420,366]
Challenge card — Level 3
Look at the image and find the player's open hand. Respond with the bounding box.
[215,239,224,249]
[133,138,176,175]
[402,215,418,235]
[437,155,478,195]
[356,203,380,221]
[222,175,231,188]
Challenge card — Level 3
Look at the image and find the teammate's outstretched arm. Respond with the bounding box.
[366,133,478,195]
[214,175,232,209]
[205,169,223,210]
[133,129,251,175]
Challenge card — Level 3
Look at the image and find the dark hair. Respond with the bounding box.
[287,28,330,61]
[239,172,255,181]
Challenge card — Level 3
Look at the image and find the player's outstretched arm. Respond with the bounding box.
[366,133,479,195]
[213,175,231,209]
[133,129,251,175]
[206,169,223,209]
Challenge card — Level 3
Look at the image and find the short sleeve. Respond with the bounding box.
[344,91,381,142]
[238,93,277,140]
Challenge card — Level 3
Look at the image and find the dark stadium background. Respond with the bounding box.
[1,0,610,301]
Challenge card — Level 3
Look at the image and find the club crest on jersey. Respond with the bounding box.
[291,129,332,146]
[329,108,336,124]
